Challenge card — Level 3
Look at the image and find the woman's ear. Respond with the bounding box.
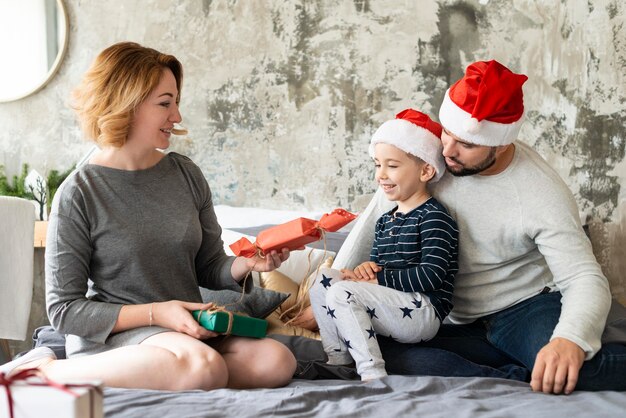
[420,163,436,182]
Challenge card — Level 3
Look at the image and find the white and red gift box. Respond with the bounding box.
[1,370,102,418]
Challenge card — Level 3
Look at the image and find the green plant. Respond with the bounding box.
[0,164,34,198]
[0,163,75,220]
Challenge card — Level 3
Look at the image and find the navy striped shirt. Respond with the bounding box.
[371,197,458,321]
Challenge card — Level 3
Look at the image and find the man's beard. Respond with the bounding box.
[446,148,497,177]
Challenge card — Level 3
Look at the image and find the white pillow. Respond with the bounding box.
[275,246,335,285]
[332,188,393,270]
[221,227,335,285]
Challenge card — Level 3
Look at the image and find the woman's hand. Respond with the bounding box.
[248,248,292,272]
[232,246,303,281]
[150,300,220,340]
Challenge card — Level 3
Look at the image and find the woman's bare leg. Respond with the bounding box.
[217,337,296,389]
[39,332,228,390]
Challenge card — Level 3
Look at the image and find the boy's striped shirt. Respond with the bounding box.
[371,197,458,321]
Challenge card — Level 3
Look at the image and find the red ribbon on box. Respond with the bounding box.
[1,368,102,418]
[229,208,357,258]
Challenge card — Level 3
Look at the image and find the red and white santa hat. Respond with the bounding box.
[439,60,528,146]
[369,108,445,182]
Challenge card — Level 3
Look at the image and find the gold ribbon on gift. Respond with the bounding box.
[225,255,258,311]
[196,306,236,335]
[279,227,330,326]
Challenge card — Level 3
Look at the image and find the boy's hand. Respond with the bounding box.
[344,262,381,281]
[340,269,358,280]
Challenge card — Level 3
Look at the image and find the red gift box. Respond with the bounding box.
[229,208,356,258]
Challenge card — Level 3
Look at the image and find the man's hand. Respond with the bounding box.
[530,337,585,395]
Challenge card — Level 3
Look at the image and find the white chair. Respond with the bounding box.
[0,196,35,363]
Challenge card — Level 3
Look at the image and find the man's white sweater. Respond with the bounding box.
[431,141,611,358]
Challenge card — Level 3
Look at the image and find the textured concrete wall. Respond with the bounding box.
[0,0,624,302]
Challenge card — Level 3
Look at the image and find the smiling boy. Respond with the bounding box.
[310,109,459,381]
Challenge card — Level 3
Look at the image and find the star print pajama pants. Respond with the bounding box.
[309,268,441,380]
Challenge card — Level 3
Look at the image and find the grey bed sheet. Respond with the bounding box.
[99,335,626,418]
[103,376,626,418]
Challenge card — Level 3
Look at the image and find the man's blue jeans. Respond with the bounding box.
[379,291,626,391]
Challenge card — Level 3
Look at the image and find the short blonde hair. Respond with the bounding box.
[72,42,185,147]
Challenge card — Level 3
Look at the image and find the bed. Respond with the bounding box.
[103,376,626,418]
[28,205,626,417]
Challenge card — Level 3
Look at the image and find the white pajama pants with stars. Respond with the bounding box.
[309,268,441,380]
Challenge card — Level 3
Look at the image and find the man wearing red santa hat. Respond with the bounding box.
[342,60,626,394]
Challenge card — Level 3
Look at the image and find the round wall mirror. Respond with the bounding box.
[0,0,69,103]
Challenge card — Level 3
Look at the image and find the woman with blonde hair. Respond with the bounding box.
[0,42,297,390]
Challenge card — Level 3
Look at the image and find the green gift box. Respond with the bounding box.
[192,310,268,339]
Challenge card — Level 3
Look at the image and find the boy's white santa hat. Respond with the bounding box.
[369,108,445,182]
[439,60,528,146]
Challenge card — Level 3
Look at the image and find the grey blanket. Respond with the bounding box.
[103,335,626,418]
[103,376,626,418]
[101,330,626,417]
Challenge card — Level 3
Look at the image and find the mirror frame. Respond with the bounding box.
[0,0,70,103]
